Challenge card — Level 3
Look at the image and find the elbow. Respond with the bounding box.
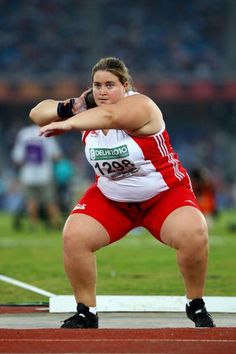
[29,106,52,127]
[29,107,42,126]
[29,99,58,126]
[29,108,36,122]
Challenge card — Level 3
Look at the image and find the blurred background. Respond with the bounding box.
[0,0,236,229]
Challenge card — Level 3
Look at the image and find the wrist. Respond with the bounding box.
[57,98,75,119]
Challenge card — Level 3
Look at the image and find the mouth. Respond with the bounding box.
[98,99,109,104]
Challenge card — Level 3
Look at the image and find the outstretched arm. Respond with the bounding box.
[39,94,164,137]
[29,90,90,126]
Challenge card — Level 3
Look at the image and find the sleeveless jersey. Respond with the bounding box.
[82,124,191,202]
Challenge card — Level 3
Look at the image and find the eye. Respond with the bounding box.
[106,82,115,89]
[93,83,101,89]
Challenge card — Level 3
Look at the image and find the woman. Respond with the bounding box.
[30,57,215,328]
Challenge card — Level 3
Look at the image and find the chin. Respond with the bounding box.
[99,101,110,105]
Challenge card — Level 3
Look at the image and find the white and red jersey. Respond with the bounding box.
[82,124,191,202]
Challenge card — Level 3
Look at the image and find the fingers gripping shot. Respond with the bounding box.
[30,57,215,328]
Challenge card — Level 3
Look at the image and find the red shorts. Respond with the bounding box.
[71,184,200,243]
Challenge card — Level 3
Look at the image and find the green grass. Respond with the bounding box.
[0,209,236,304]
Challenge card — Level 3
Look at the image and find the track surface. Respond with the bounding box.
[0,307,236,353]
[1,328,236,353]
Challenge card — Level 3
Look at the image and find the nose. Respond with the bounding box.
[100,85,107,95]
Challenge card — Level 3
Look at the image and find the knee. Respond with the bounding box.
[63,227,84,255]
[62,224,100,255]
[192,223,208,250]
[181,222,209,258]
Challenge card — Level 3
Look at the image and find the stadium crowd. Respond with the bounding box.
[0,0,229,82]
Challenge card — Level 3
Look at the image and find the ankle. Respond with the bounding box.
[186,297,204,306]
[89,306,97,315]
[77,302,97,316]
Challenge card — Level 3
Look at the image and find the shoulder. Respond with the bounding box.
[124,92,153,102]
[125,94,165,136]
[123,93,161,111]
[114,93,159,114]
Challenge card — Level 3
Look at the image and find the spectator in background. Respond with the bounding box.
[190,167,218,227]
[11,124,62,230]
[54,156,74,215]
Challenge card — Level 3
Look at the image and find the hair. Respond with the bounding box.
[91,57,134,90]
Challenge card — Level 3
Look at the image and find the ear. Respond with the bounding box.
[123,81,129,91]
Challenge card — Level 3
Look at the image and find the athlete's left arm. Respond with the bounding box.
[39,94,163,137]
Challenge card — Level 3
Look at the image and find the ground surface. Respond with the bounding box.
[0,306,236,353]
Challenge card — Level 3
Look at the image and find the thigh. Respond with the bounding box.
[34,184,56,204]
[142,186,201,243]
[24,186,37,203]
[39,183,56,204]
[160,205,208,249]
[70,184,135,243]
[64,213,111,251]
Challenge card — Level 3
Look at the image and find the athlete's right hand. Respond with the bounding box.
[39,121,72,137]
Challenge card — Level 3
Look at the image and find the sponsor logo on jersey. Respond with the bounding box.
[89,145,129,160]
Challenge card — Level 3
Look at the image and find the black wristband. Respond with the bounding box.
[57,98,75,119]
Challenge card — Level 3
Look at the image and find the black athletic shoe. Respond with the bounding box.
[61,303,98,328]
[186,298,215,327]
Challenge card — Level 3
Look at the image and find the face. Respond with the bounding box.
[92,70,128,106]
